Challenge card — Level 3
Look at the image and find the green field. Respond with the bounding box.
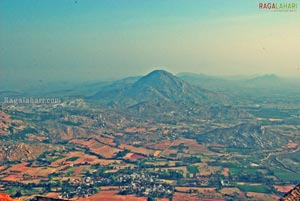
[237,184,270,193]
[230,168,258,175]
[187,165,199,174]
[66,156,80,162]
[272,168,300,182]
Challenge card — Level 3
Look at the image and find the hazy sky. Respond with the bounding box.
[1,0,300,83]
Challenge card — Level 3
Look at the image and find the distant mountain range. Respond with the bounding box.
[1,70,300,104]
[179,72,300,90]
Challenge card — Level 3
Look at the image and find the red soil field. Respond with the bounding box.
[3,162,59,183]
[95,135,116,146]
[175,187,216,193]
[89,145,120,159]
[148,127,158,131]
[70,139,120,158]
[77,190,147,201]
[246,192,280,200]
[124,127,146,133]
[119,144,154,155]
[153,139,171,150]
[124,153,145,160]
[153,151,161,157]
[51,151,121,167]
[173,139,209,153]
[274,185,295,193]
[7,163,30,173]
[0,166,7,172]
[0,194,22,201]
[98,186,119,191]
[222,168,229,177]
[45,192,60,198]
[172,192,199,201]
[115,133,124,136]
[70,138,98,147]
[2,175,22,182]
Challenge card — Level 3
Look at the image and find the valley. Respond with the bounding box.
[1,70,300,200]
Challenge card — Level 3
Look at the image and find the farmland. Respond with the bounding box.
[1,71,300,201]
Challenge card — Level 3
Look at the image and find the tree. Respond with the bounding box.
[48,174,54,181]
[187,165,199,177]
[93,187,100,193]
[15,191,22,197]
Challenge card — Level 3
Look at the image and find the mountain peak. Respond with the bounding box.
[137,70,175,83]
[128,69,212,103]
[133,69,183,90]
[91,69,217,105]
[146,69,173,76]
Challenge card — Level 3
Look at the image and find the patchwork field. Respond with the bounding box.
[77,190,147,201]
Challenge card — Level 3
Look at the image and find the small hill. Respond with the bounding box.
[0,143,48,163]
[247,74,279,82]
[197,123,288,149]
[244,74,283,88]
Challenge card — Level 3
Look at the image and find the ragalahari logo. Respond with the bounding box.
[259,2,297,12]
